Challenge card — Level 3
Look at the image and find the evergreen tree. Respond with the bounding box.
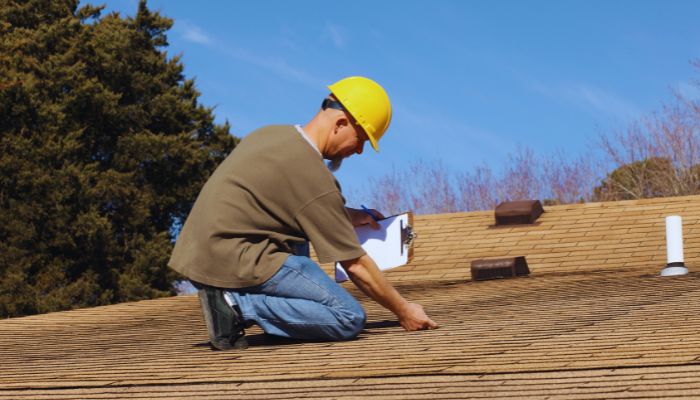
[0,0,237,317]
[592,157,700,202]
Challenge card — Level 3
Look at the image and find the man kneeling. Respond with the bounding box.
[169,76,437,349]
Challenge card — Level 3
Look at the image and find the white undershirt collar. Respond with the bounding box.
[294,124,321,157]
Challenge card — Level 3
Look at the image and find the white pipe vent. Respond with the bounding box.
[661,215,688,277]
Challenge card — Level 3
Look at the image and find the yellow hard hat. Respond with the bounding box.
[327,76,392,152]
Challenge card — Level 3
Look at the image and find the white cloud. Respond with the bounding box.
[391,100,515,167]
[176,23,324,88]
[575,84,640,119]
[218,44,325,88]
[325,22,346,48]
[528,79,641,120]
[178,21,212,46]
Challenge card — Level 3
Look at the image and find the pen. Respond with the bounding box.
[361,205,380,222]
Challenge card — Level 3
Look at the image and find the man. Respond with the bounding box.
[169,76,438,350]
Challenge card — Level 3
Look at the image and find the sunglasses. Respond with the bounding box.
[321,98,346,111]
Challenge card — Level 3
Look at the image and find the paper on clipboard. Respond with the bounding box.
[335,212,414,282]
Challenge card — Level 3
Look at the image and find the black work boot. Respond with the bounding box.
[195,284,248,350]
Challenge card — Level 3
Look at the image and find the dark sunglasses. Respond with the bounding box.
[321,98,346,111]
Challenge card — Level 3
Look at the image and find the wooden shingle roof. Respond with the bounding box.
[2,195,700,399]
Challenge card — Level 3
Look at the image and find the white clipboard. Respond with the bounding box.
[335,212,415,282]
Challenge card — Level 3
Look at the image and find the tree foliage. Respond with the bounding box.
[593,96,700,201]
[0,0,237,317]
[592,157,675,201]
[352,149,597,216]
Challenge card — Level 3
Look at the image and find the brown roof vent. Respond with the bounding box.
[471,256,530,281]
[495,200,543,225]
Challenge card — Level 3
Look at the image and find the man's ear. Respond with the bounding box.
[334,115,350,133]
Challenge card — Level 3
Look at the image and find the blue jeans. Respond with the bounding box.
[224,255,366,341]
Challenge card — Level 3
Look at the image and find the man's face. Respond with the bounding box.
[326,120,366,172]
[335,116,369,159]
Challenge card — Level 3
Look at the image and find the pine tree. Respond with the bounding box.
[0,0,237,317]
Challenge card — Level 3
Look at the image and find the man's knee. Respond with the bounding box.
[338,303,366,340]
[349,307,367,338]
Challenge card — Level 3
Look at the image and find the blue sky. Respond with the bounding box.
[96,0,700,206]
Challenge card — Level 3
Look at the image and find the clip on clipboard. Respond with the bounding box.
[335,212,415,282]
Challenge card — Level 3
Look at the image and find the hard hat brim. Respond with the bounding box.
[367,133,379,152]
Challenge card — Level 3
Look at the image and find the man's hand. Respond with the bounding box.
[346,207,385,229]
[397,302,439,331]
[343,255,439,333]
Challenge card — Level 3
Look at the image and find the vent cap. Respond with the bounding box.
[471,256,530,281]
[495,200,543,225]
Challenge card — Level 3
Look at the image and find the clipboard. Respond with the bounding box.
[335,212,415,282]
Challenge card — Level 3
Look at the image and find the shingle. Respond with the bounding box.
[3,195,700,399]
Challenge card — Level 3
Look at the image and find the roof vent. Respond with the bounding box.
[495,200,543,225]
[661,215,688,276]
[471,256,530,281]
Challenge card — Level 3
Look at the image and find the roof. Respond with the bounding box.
[2,195,700,399]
